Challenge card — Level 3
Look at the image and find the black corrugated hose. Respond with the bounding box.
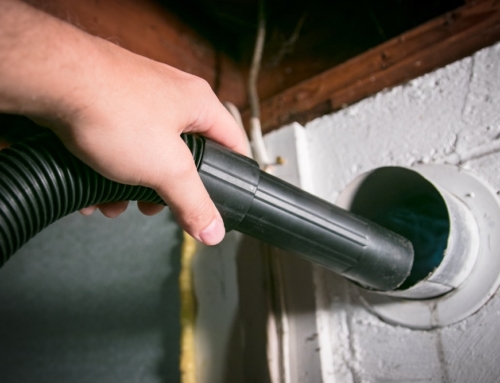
[0,131,203,265]
[0,129,414,291]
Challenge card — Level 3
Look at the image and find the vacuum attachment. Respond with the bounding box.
[199,137,414,291]
[0,132,413,291]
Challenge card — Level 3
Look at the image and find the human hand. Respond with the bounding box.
[0,0,247,245]
[57,41,247,245]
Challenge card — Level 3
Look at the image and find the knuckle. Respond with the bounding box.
[170,159,195,181]
[183,198,214,230]
[187,76,213,97]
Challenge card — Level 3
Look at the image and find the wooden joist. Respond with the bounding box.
[245,0,500,134]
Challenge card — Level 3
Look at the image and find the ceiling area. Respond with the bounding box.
[3,0,499,141]
[162,0,464,100]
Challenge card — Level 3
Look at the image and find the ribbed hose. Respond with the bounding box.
[0,131,204,265]
[0,129,415,290]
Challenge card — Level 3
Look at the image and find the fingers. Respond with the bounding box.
[153,135,225,245]
[80,201,164,219]
[79,201,129,218]
[98,201,129,218]
[137,201,164,216]
[79,205,97,216]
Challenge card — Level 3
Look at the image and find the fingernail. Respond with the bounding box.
[199,216,225,245]
[79,206,97,216]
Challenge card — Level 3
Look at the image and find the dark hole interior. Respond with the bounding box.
[349,168,450,290]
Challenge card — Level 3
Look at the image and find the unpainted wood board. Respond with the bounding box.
[244,0,500,133]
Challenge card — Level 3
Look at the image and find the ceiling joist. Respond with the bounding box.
[245,0,500,133]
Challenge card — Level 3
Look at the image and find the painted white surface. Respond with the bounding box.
[194,41,500,383]
[193,123,321,383]
[264,123,322,383]
[193,231,243,383]
[301,42,500,382]
[265,122,315,193]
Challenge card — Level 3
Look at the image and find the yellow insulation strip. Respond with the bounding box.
[180,231,197,383]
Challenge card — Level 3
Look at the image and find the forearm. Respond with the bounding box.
[0,0,100,123]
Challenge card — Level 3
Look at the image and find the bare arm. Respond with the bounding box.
[0,0,247,245]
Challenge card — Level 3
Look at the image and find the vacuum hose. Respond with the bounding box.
[0,132,413,291]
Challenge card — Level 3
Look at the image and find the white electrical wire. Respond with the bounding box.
[250,116,271,167]
[248,0,272,169]
[223,101,253,158]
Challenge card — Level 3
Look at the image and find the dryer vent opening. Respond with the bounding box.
[349,168,449,291]
[337,165,500,329]
[337,166,479,300]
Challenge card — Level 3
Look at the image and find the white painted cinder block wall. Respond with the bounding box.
[300,42,500,382]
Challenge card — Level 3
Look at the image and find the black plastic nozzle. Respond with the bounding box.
[198,138,414,291]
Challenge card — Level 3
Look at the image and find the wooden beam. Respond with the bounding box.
[245,0,500,134]
[28,0,246,107]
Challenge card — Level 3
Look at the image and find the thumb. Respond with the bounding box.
[154,136,225,245]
